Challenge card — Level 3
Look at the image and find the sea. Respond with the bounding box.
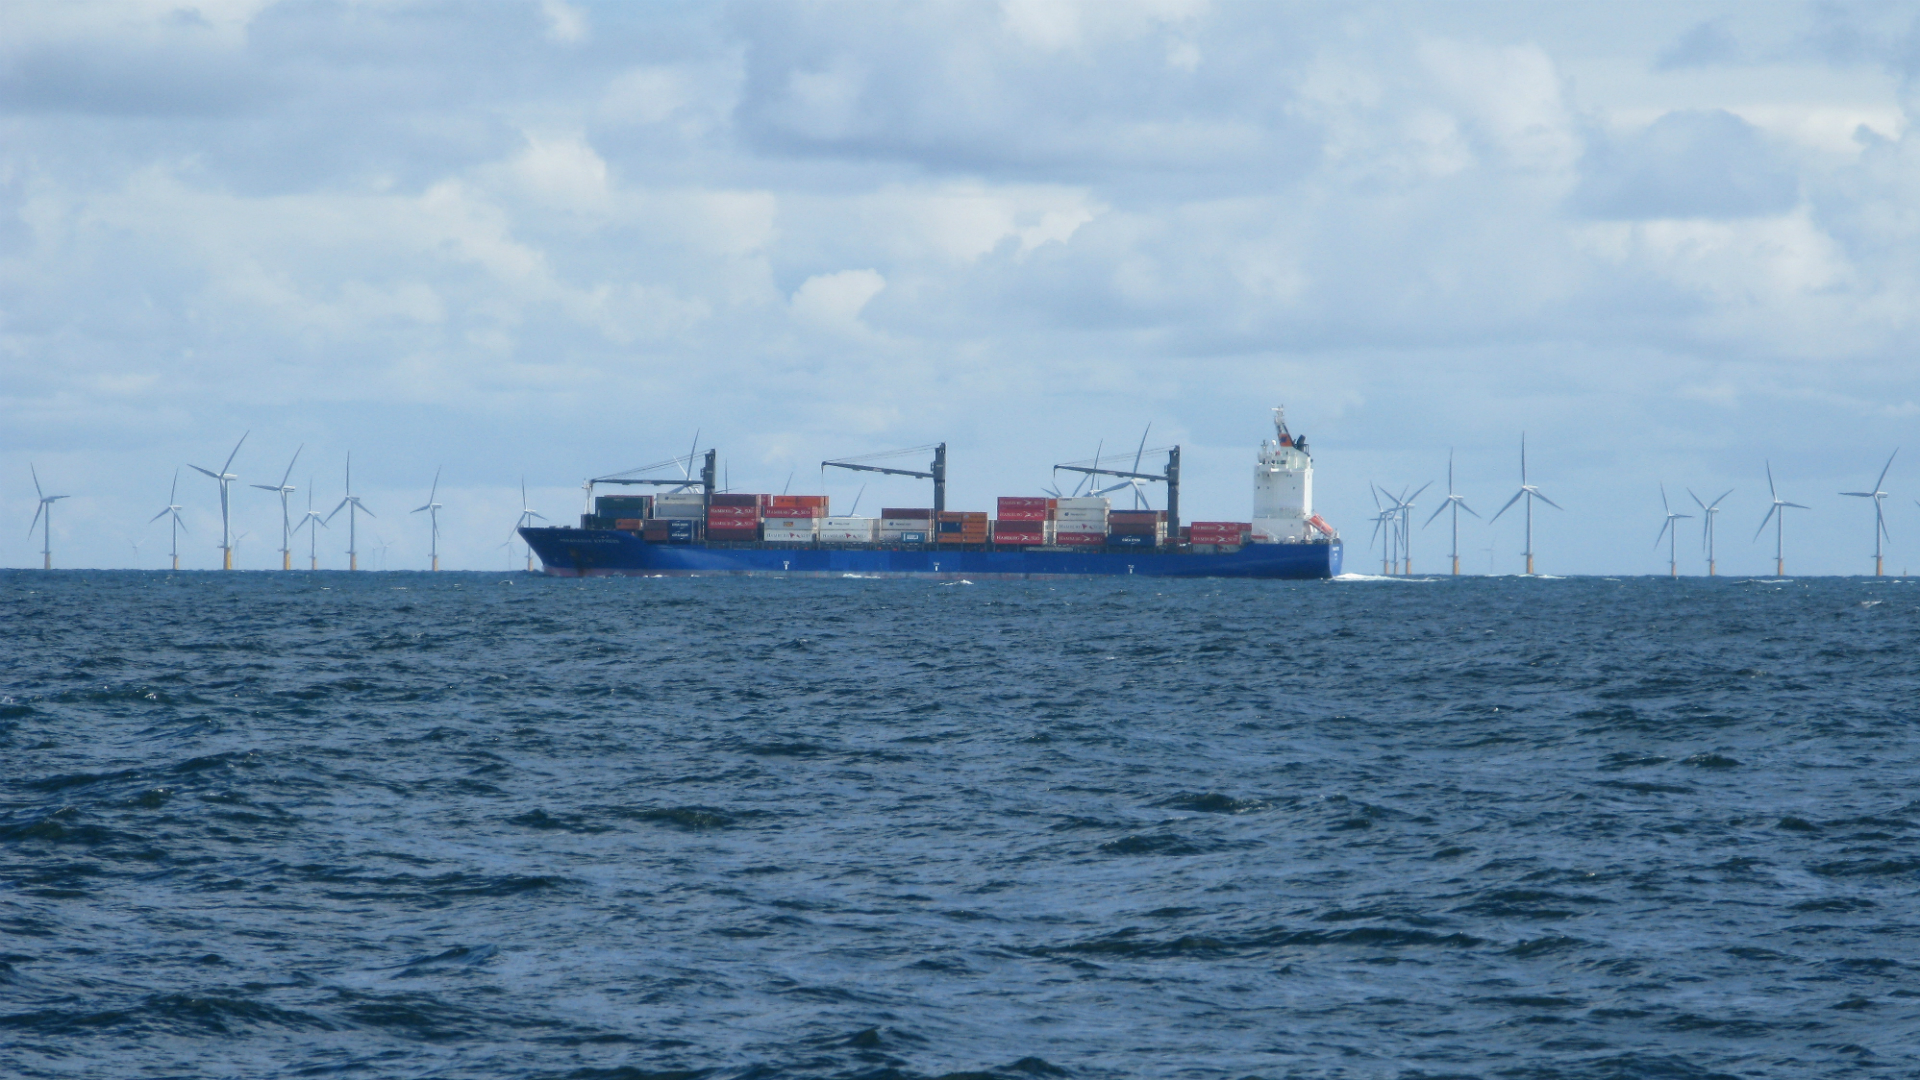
[2,570,1916,1080]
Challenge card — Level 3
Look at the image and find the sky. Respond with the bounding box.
[3,0,1919,575]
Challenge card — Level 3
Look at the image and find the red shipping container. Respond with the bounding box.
[880,508,934,520]
[768,495,828,511]
[993,519,1044,531]
[993,533,1042,545]
[996,508,1050,521]
[1109,511,1166,524]
[997,497,1052,512]
[1107,522,1160,536]
[706,525,758,539]
[1052,531,1103,546]
[707,506,759,519]
[614,518,644,531]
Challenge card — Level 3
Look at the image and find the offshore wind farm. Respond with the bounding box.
[11,421,1920,577]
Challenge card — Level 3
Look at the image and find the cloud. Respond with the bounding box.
[1575,109,1799,220]
[790,269,885,334]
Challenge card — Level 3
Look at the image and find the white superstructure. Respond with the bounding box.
[1251,406,1328,544]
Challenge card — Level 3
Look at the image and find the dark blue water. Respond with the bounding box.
[3,571,1917,1079]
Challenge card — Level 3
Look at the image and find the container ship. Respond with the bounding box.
[518,407,1341,579]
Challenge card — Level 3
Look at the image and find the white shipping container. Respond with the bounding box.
[1054,497,1111,510]
[820,517,878,542]
[880,529,930,542]
[879,518,932,530]
[762,533,815,544]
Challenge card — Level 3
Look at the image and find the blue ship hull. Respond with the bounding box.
[519,528,1341,579]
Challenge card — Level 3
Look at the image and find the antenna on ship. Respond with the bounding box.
[1654,484,1692,579]
[1754,461,1807,578]
[1840,449,1897,576]
[1423,450,1478,576]
[1688,486,1733,577]
[188,431,247,570]
[412,467,443,571]
[325,453,376,571]
[1490,433,1561,576]
[27,463,69,570]
[294,480,326,570]
[149,467,188,571]
[249,444,302,570]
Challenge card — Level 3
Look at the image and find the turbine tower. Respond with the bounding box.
[1754,461,1809,578]
[1423,451,1479,576]
[1654,484,1693,579]
[27,464,69,570]
[293,480,326,570]
[326,454,374,571]
[250,445,302,571]
[1489,433,1562,576]
[1688,487,1733,577]
[148,468,189,570]
[1840,449,1897,576]
[412,467,444,571]
[188,432,248,570]
[515,477,546,572]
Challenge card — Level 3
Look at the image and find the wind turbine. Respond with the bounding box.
[149,468,188,570]
[412,467,444,571]
[325,453,374,571]
[293,480,326,569]
[188,432,248,570]
[1840,449,1897,576]
[1384,482,1431,575]
[1688,487,1733,577]
[1368,485,1396,575]
[1654,484,1693,579]
[27,464,69,570]
[1489,433,1562,576]
[1754,461,1808,578]
[249,444,302,571]
[515,477,546,571]
[1100,425,1155,508]
[1423,451,1479,576]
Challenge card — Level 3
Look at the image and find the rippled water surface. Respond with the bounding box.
[3,570,1918,1079]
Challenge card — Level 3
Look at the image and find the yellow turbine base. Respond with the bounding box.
[283,552,291,571]
[350,554,358,572]
[1526,554,1534,576]
[224,550,233,571]
[432,555,439,572]
[172,556,180,571]
[1451,556,1459,576]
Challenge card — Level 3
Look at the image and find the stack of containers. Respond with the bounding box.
[653,491,706,518]
[937,511,989,545]
[1188,521,1252,549]
[643,518,700,543]
[706,493,762,542]
[596,495,652,531]
[993,496,1054,546]
[1107,510,1167,548]
[763,494,828,543]
[818,517,879,544]
[880,508,933,544]
[1052,496,1109,546]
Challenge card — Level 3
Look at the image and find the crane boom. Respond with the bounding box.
[822,443,946,512]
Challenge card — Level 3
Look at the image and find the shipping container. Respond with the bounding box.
[1052,531,1104,546]
[1109,533,1154,547]
[613,517,644,531]
[1052,520,1107,534]
[1055,497,1111,511]
[706,526,760,542]
[710,493,759,508]
[1107,522,1162,536]
[1108,510,1165,524]
[596,495,653,519]
[880,507,934,520]
[666,519,699,543]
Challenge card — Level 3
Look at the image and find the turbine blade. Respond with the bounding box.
[1766,461,1777,501]
[188,464,221,479]
[1655,518,1671,547]
[1782,501,1810,510]
[1407,481,1432,502]
[29,502,44,535]
[249,484,281,492]
[1754,505,1777,540]
[169,467,179,502]
[1423,502,1447,528]
[30,462,43,500]
[1875,448,1897,493]
[1712,488,1733,509]
[1532,490,1564,511]
[281,444,302,489]
[1490,489,1525,522]
[1660,483,1670,515]
[412,504,431,514]
[1688,487,1707,511]
[325,498,350,523]
[149,507,172,523]
[1458,500,1480,519]
[222,431,249,475]
[1840,492,1873,498]
[429,466,441,503]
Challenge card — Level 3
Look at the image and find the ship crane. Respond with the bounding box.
[1051,447,1180,532]
[821,444,947,513]
[585,448,719,514]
